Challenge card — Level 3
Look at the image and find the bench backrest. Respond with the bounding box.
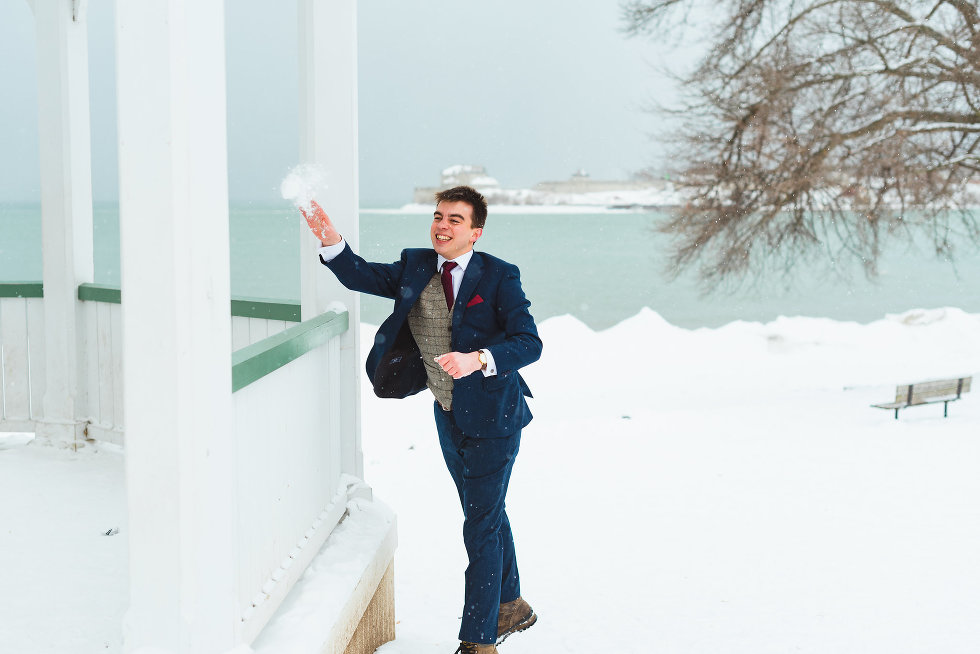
[894,377,972,405]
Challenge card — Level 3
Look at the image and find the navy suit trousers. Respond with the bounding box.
[434,403,522,644]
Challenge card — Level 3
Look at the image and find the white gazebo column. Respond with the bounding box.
[33,0,94,444]
[116,1,237,652]
[298,0,362,479]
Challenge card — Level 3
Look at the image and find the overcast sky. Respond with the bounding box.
[0,0,679,208]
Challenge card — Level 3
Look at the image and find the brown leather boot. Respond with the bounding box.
[454,642,498,654]
[496,596,537,644]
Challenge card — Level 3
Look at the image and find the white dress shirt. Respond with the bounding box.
[319,238,497,376]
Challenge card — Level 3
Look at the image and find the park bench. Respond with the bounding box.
[872,376,972,419]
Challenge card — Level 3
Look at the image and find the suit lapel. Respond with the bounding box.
[452,251,484,333]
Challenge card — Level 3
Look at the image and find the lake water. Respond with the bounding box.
[2,203,978,329]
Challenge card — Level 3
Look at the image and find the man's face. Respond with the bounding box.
[431,200,482,260]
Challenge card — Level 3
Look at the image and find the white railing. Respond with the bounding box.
[229,309,352,641]
[0,289,45,431]
[79,295,124,443]
[3,283,359,641]
[230,295,300,351]
[232,315,292,351]
[0,284,302,442]
[3,283,378,646]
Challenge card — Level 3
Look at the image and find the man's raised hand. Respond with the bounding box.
[300,200,342,246]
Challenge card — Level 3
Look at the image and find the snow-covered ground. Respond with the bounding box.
[2,307,979,653]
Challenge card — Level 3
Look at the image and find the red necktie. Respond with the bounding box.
[441,261,457,310]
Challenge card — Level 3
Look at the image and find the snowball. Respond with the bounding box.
[280,163,329,213]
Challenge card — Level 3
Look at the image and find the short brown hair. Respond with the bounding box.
[434,186,488,229]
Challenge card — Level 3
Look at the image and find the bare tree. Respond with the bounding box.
[624,0,980,286]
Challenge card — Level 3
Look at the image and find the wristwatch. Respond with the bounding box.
[478,350,488,371]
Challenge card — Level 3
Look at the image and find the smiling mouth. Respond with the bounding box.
[435,235,451,242]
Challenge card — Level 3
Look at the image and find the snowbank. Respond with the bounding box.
[364,306,980,654]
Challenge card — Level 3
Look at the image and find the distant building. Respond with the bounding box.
[533,169,667,195]
[413,165,670,206]
[413,165,501,204]
[439,164,502,190]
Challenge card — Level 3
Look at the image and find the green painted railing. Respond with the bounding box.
[5,282,333,392]
[230,296,301,322]
[73,282,301,321]
[231,310,349,392]
[0,283,44,298]
[77,283,120,304]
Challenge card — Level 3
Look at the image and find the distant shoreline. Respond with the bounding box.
[374,204,673,214]
[1,202,675,213]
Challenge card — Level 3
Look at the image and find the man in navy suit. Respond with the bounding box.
[302,186,542,654]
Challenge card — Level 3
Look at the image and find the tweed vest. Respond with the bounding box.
[407,273,455,409]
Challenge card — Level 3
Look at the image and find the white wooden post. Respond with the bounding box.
[116,1,238,651]
[298,0,363,479]
[33,0,94,444]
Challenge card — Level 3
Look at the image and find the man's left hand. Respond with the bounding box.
[434,352,482,379]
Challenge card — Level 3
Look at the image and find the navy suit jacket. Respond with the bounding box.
[322,244,542,438]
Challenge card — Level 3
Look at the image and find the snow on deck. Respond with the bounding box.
[0,438,127,652]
